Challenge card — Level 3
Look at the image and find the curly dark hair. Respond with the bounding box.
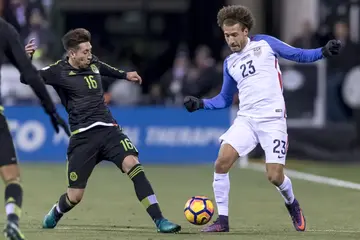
[217,5,255,31]
[62,28,91,50]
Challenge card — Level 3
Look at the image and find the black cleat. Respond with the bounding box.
[3,222,25,240]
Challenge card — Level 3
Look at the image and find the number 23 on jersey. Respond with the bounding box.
[240,60,256,78]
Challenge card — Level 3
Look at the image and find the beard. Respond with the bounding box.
[78,59,91,68]
[229,38,248,52]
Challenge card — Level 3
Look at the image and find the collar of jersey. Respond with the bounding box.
[240,37,251,53]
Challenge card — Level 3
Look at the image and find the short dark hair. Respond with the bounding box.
[217,5,255,31]
[62,28,91,50]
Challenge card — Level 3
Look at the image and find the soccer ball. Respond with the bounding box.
[184,196,214,225]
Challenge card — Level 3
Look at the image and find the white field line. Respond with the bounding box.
[307,229,360,233]
[245,162,360,190]
[56,226,360,233]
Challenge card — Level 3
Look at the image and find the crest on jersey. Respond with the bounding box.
[90,64,99,74]
[253,47,262,57]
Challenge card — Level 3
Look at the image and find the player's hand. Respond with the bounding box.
[184,96,204,112]
[322,40,342,57]
[126,71,142,84]
[25,38,36,59]
[49,112,71,136]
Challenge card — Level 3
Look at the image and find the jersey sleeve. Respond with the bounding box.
[3,20,56,113]
[203,59,237,109]
[38,63,60,85]
[252,34,323,63]
[20,62,59,86]
[97,60,127,80]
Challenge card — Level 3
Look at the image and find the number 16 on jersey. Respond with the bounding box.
[84,75,97,89]
[121,138,138,152]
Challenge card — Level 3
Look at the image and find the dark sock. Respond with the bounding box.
[128,164,163,222]
[219,215,229,225]
[5,182,23,224]
[53,193,77,221]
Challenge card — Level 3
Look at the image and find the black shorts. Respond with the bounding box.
[0,114,18,167]
[66,126,138,188]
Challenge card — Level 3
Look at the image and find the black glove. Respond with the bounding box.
[49,112,71,136]
[184,96,204,112]
[322,40,342,57]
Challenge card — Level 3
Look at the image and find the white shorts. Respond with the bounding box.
[219,116,288,165]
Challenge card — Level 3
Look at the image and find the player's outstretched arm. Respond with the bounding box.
[321,40,342,57]
[98,60,127,79]
[3,20,55,112]
[2,23,70,136]
[19,66,56,86]
[20,39,59,86]
[184,60,237,112]
[252,34,341,63]
[98,60,142,84]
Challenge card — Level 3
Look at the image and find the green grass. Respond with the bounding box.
[280,159,360,183]
[3,162,360,240]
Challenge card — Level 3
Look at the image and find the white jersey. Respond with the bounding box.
[227,37,284,118]
[203,34,323,119]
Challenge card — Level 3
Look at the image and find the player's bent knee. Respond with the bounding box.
[67,188,85,204]
[267,172,284,186]
[214,157,232,173]
[215,143,239,173]
[266,164,284,186]
[122,155,140,174]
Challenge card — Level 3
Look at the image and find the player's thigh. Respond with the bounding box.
[257,118,288,165]
[219,116,258,157]
[66,134,99,189]
[101,127,139,172]
[0,114,20,182]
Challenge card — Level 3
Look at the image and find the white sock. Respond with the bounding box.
[56,203,64,214]
[5,203,16,215]
[276,175,295,205]
[213,172,230,216]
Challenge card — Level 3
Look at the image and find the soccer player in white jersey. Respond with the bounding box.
[184,5,341,232]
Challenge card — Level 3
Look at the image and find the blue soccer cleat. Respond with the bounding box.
[201,215,229,232]
[285,198,306,231]
[42,204,61,229]
[155,218,181,233]
[3,221,25,240]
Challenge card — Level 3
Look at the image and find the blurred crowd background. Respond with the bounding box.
[1,0,360,124]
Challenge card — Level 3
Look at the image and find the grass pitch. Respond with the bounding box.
[2,161,360,240]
